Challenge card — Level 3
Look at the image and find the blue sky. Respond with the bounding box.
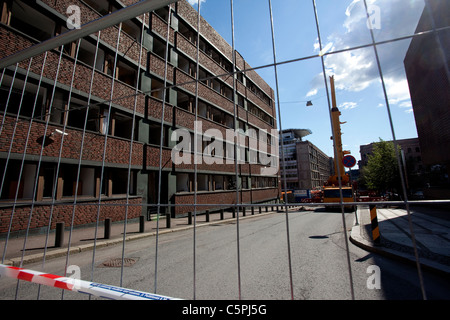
[187,0,425,169]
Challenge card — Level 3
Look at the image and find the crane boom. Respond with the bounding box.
[327,76,350,186]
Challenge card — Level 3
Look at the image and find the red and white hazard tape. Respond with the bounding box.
[0,264,179,300]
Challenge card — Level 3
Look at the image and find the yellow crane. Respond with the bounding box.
[323,76,354,209]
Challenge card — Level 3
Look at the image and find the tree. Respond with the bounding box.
[362,139,401,194]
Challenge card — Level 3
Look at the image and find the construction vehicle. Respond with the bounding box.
[323,76,355,210]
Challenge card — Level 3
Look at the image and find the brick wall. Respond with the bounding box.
[0,0,280,233]
[0,115,144,167]
[0,197,142,234]
[175,0,275,102]
[173,187,279,216]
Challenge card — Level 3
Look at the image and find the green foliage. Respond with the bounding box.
[362,138,401,193]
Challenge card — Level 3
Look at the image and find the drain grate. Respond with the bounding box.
[99,257,139,268]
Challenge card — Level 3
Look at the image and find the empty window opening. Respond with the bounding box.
[176,173,190,192]
[154,7,169,22]
[9,0,55,42]
[122,19,141,42]
[0,75,45,119]
[77,39,105,71]
[0,161,36,200]
[178,54,196,77]
[148,121,168,146]
[117,60,137,87]
[112,111,136,140]
[152,36,168,60]
[177,91,194,113]
[66,96,89,130]
[198,101,208,118]
[213,175,223,190]
[83,0,110,16]
[226,176,236,190]
[111,169,136,195]
[197,174,209,191]
[178,19,196,45]
[151,78,169,102]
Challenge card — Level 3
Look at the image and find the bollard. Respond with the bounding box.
[232,207,236,218]
[265,206,268,212]
[55,222,64,248]
[251,207,255,215]
[205,210,210,222]
[188,212,192,225]
[220,209,224,220]
[259,206,262,214]
[139,215,145,233]
[166,213,171,228]
[104,218,111,239]
[369,205,381,244]
[242,207,246,217]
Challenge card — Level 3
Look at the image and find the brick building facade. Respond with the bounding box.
[404,0,450,199]
[279,129,332,191]
[0,0,279,234]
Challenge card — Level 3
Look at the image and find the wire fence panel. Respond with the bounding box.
[0,0,449,301]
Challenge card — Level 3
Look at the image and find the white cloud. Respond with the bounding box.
[319,42,333,57]
[324,48,375,92]
[399,101,412,108]
[306,88,318,97]
[339,101,358,110]
[306,0,423,108]
[187,0,206,6]
[313,38,320,52]
[384,78,410,102]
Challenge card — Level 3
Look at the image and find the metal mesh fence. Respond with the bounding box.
[0,0,449,300]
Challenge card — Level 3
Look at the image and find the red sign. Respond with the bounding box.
[342,155,356,168]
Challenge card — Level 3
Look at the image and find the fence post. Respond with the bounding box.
[166,213,171,228]
[55,222,64,248]
[369,205,381,244]
[104,218,111,239]
[139,215,145,233]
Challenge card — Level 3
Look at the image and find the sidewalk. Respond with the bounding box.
[0,205,283,267]
[350,205,450,277]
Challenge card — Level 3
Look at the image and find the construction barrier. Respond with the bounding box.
[0,264,179,300]
[369,205,381,244]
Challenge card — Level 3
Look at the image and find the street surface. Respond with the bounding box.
[1,208,450,300]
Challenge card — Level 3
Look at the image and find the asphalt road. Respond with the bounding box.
[2,208,450,300]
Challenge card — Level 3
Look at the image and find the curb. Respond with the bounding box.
[349,223,450,278]
[4,210,278,267]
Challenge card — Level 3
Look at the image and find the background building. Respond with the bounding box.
[0,0,279,234]
[403,0,450,199]
[359,138,426,191]
[280,129,332,191]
